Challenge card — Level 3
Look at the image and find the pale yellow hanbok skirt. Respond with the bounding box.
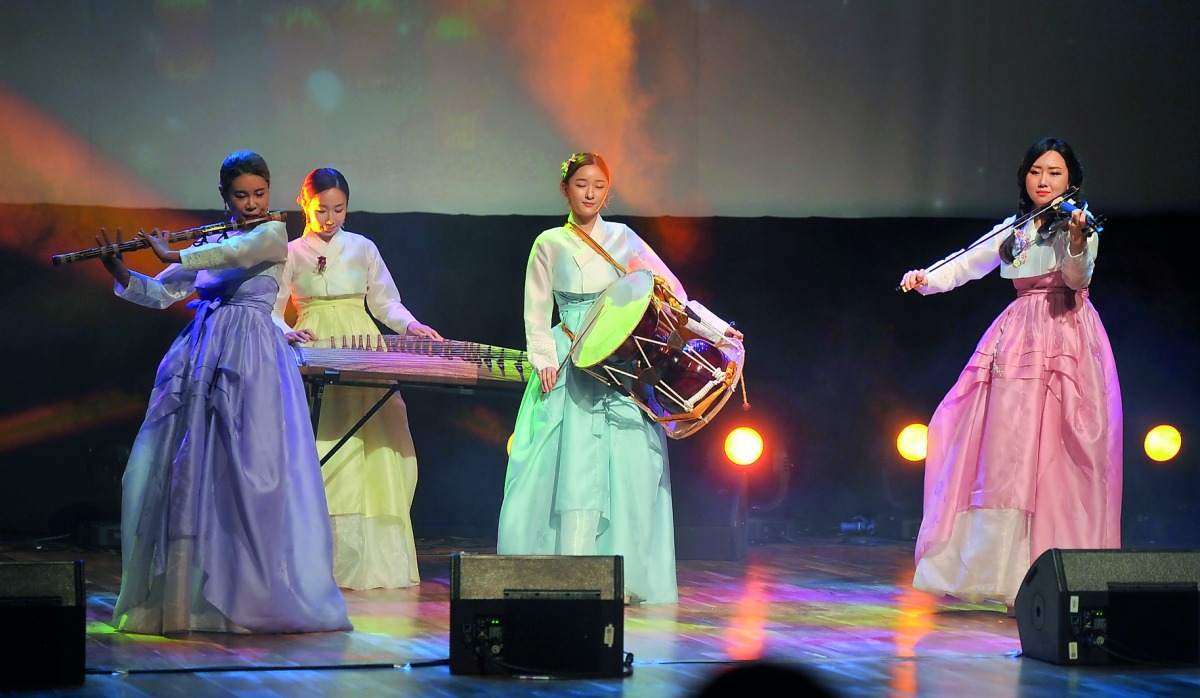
[296,295,420,589]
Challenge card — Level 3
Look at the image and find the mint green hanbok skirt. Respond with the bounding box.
[496,290,678,604]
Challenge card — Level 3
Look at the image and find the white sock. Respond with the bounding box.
[558,509,600,555]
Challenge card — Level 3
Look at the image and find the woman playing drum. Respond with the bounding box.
[496,152,743,605]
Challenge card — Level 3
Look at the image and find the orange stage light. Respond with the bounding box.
[724,426,763,466]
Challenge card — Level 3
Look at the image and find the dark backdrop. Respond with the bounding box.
[4,205,1196,548]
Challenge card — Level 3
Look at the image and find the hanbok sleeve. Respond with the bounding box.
[625,227,735,340]
[919,218,1008,295]
[1059,213,1098,290]
[115,264,198,309]
[363,239,418,334]
[524,239,557,371]
[178,220,288,271]
[625,228,689,304]
[271,246,297,333]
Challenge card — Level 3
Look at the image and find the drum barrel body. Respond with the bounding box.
[570,270,743,439]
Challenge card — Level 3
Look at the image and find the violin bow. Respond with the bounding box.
[897,187,1079,291]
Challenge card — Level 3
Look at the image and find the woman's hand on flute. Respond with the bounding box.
[95,227,131,288]
[139,228,180,264]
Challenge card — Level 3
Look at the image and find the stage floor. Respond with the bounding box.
[4,535,1199,697]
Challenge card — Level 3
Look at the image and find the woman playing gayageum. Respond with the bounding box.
[275,167,442,590]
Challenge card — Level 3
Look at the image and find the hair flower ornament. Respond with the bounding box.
[560,152,592,179]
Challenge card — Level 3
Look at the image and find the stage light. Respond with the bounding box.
[896,423,928,462]
[724,427,763,466]
[1144,425,1182,462]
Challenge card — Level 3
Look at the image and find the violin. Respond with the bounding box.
[1048,195,1105,237]
[897,187,1103,291]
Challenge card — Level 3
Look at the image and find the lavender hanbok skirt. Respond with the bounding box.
[112,275,351,634]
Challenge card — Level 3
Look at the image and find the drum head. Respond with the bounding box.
[571,269,656,368]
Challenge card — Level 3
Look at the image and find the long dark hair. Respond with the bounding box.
[999,137,1085,264]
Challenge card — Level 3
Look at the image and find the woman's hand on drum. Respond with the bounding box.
[286,328,318,345]
[539,366,558,394]
[725,326,744,341]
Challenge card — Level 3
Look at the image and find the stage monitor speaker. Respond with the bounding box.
[449,553,626,677]
[0,560,86,689]
[1015,548,1200,666]
[673,467,747,561]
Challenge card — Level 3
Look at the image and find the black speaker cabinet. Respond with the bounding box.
[673,468,748,561]
[449,554,625,677]
[0,560,86,689]
[1015,549,1200,665]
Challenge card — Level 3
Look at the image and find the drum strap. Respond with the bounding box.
[561,220,629,354]
[565,220,685,314]
[565,220,628,276]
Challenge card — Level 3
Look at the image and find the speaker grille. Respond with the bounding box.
[0,560,84,607]
[1058,550,1200,590]
[452,554,622,600]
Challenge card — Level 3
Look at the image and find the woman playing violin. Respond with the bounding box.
[898,137,1122,615]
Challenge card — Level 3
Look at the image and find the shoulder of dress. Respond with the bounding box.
[347,230,381,250]
[996,213,1020,229]
[257,220,289,242]
[533,226,568,244]
[605,220,637,238]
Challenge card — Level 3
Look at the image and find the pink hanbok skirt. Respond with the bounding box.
[912,271,1122,606]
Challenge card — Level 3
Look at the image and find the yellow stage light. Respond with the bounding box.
[896,423,928,462]
[1144,425,1182,462]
